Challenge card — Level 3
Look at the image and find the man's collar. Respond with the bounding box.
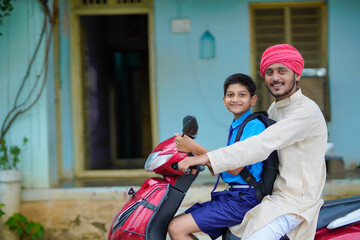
[275,88,302,108]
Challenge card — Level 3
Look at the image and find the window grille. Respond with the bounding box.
[250,3,329,120]
[74,0,153,8]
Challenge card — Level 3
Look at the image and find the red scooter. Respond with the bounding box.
[108,115,360,240]
[108,115,204,240]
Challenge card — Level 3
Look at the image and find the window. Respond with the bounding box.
[250,2,329,120]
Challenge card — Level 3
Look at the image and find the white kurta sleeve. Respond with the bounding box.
[208,103,320,174]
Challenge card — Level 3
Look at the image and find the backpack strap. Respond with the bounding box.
[234,112,269,190]
[234,112,268,143]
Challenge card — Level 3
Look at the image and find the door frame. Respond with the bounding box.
[69,0,158,178]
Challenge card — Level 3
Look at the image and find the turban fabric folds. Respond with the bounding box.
[260,44,304,78]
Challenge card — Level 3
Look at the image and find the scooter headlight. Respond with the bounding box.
[145,151,172,172]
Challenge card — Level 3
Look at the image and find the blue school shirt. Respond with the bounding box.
[220,110,265,184]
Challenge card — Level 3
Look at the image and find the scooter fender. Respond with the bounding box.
[108,177,186,240]
[108,177,169,240]
[315,221,360,240]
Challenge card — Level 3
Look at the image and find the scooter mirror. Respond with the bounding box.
[182,115,198,139]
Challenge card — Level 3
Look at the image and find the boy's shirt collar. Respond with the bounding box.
[230,109,252,131]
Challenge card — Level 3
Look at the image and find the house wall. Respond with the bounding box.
[58,0,75,179]
[327,0,360,168]
[55,0,359,183]
[154,0,360,168]
[154,0,252,151]
[0,0,57,188]
[1,0,359,189]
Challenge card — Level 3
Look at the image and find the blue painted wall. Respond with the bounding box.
[58,0,75,179]
[327,0,360,167]
[154,0,360,167]
[0,0,57,187]
[2,0,359,189]
[154,0,253,151]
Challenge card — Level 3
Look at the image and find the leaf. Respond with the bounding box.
[25,225,32,233]
[33,227,44,238]
[0,203,5,217]
[12,156,18,168]
[5,212,44,239]
[5,216,17,227]
[20,214,28,223]
[16,225,23,235]
[10,146,20,155]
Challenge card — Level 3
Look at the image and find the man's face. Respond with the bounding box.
[264,63,301,101]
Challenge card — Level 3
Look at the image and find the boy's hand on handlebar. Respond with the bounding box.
[175,133,196,153]
[175,133,209,156]
[178,154,210,173]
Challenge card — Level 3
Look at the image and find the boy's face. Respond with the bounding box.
[223,83,257,120]
[264,63,301,101]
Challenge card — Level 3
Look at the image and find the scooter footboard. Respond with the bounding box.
[146,186,185,239]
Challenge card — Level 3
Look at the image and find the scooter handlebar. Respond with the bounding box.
[172,163,205,174]
[196,165,205,172]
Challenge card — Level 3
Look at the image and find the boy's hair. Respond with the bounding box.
[223,73,256,97]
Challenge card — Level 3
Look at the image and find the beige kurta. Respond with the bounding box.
[207,89,327,240]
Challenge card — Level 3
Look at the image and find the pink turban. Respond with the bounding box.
[260,44,304,78]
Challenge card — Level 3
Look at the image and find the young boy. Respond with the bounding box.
[168,73,266,240]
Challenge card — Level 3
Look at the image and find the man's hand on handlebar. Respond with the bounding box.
[178,154,210,174]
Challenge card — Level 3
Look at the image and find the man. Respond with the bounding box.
[178,44,327,240]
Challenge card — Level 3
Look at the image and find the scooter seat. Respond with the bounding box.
[317,195,360,229]
[222,196,360,239]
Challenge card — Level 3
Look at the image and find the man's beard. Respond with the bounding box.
[266,74,297,99]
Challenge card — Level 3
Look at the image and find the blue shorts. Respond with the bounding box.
[185,188,259,239]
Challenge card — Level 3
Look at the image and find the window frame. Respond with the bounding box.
[249,1,330,120]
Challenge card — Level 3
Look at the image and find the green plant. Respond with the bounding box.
[5,213,44,240]
[0,0,16,36]
[0,203,5,217]
[0,137,27,170]
[1,0,54,152]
